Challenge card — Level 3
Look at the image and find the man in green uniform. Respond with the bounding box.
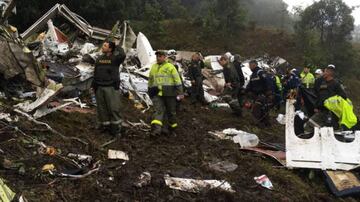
[92,41,126,136]
[148,51,183,136]
[300,66,315,89]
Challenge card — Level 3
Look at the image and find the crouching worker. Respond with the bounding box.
[92,41,126,137]
[148,51,184,136]
[303,65,357,136]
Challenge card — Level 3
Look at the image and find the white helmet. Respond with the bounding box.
[167,49,177,56]
[315,69,323,75]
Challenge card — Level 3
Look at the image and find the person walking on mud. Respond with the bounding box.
[92,41,126,137]
[148,51,184,136]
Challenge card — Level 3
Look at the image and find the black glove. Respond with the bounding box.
[148,87,159,98]
[114,81,120,90]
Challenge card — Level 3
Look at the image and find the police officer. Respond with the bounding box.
[148,51,184,136]
[92,41,126,136]
[246,60,273,127]
[300,66,315,89]
[188,53,205,105]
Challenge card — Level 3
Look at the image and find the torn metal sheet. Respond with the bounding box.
[33,98,88,118]
[135,32,156,77]
[14,83,63,112]
[120,72,148,92]
[241,147,286,166]
[20,4,120,41]
[164,175,235,193]
[285,99,360,171]
[324,170,360,197]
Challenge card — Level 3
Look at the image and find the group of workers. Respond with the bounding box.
[92,40,357,137]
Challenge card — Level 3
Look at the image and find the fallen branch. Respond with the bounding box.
[14,109,88,146]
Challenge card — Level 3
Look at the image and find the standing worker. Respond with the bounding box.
[148,51,184,136]
[300,66,315,89]
[245,60,273,127]
[92,41,126,137]
[188,53,205,105]
[303,64,355,134]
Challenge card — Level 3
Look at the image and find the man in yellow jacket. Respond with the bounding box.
[300,66,315,89]
[148,51,183,136]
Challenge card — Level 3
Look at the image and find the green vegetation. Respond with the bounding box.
[8,0,360,75]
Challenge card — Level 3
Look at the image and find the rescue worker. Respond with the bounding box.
[148,51,184,136]
[233,54,245,90]
[219,56,241,99]
[92,41,126,136]
[314,69,323,79]
[245,60,273,127]
[300,66,315,89]
[188,53,205,105]
[304,64,350,134]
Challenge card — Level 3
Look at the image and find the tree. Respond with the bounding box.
[295,0,355,71]
[143,0,164,38]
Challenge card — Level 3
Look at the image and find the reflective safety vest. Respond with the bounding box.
[275,75,282,92]
[300,72,315,88]
[324,95,357,129]
[148,62,183,96]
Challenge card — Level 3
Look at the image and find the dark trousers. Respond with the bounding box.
[151,96,178,129]
[191,77,205,104]
[95,86,122,134]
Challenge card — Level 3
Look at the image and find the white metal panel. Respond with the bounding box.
[285,99,360,171]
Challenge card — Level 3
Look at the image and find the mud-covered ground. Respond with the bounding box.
[0,96,359,202]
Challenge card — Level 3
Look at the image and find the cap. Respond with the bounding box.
[315,69,323,75]
[249,60,257,64]
[155,51,166,56]
[327,64,335,69]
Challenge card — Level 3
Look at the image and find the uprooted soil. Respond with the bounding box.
[0,97,359,202]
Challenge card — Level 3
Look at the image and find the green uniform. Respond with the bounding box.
[148,61,183,134]
[92,50,125,135]
[300,72,315,89]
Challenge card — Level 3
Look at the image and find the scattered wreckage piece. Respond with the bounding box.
[324,170,360,197]
[241,147,286,166]
[208,161,238,173]
[209,128,259,148]
[20,4,120,41]
[0,177,15,202]
[285,99,360,171]
[0,31,44,87]
[164,174,235,193]
[134,32,156,77]
[108,150,129,161]
[254,175,273,190]
[14,82,63,113]
[134,172,151,188]
[0,0,16,21]
[33,97,89,119]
